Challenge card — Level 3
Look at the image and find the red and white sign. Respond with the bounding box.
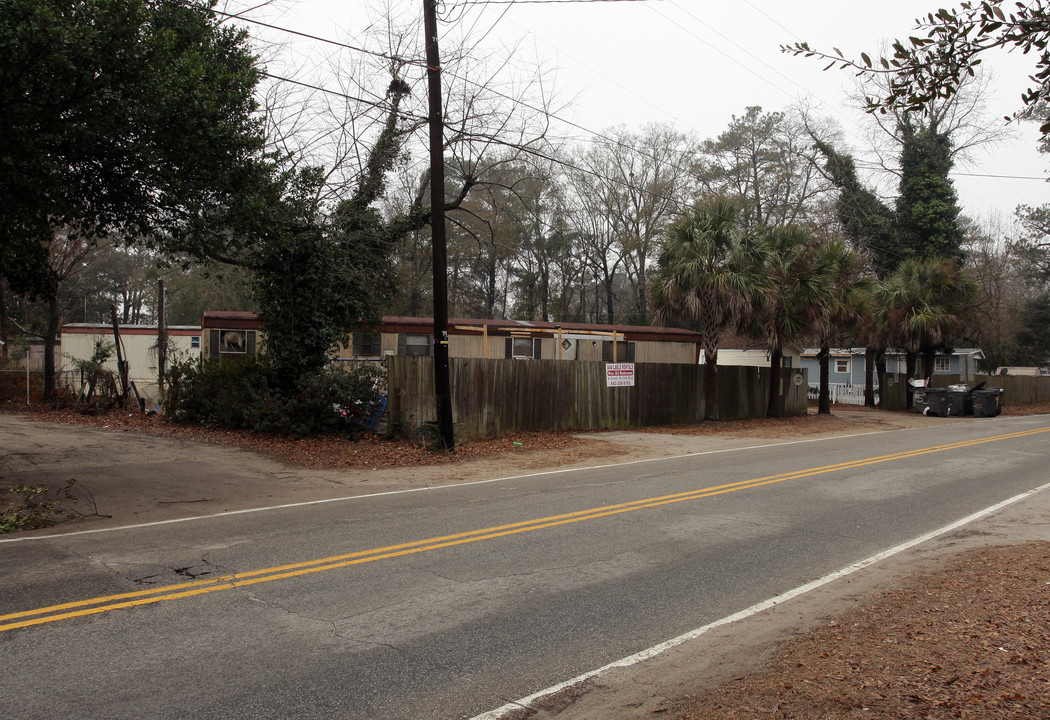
[606,362,635,387]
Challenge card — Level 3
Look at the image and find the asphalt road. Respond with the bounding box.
[2,415,1049,719]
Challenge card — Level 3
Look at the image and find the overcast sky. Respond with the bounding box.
[239,0,1050,226]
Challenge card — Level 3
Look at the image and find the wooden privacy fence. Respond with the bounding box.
[880,373,909,411]
[881,372,1050,411]
[387,357,808,438]
[930,373,1050,405]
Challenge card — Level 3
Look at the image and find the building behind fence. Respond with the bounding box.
[388,357,808,438]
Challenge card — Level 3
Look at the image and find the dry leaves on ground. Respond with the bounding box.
[6,400,1049,472]
[3,404,596,470]
[673,542,1050,720]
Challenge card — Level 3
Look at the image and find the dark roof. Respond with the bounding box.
[381,316,701,343]
[192,312,702,344]
[201,311,258,321]
[62,323,200,334]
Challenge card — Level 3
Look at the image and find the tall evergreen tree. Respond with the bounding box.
[812,139,898,277]
[895,118,966,263]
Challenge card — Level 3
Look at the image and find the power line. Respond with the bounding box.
[259,71,427,121]
[954,171,1048,181]
[231,3,1041,231]
[233,5,700,195]
[853,159,1049,182]
[212,7,424,66]
[456,0,663,4]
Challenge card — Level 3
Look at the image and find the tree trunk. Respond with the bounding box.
[703,342,719,420]
[920,347,936,381]
[540,265,550,322]
[864,347,877,407]
[767,346,784,418]
[486,261,497,319]
[875,350,887,408]
[157,279,167,401]
[818,343,831,415]
[905,351,917,409]
[42,282,60,403]
[0,280,9,360]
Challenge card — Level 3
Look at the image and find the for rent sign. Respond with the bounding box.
[605,362,635,387]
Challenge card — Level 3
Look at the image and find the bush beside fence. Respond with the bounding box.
[388,357,807,439]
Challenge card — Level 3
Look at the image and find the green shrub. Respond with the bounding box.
[167,355,278,430]
[166,356,384,438]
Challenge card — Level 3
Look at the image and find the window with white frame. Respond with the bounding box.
[835,359,849,374]
[504,336,541,359]
[398,334,431,356]
[512,337,535,358]
[191,336,201,350]
[934,356,951,372]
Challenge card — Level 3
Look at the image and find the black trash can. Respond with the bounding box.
[910,388,928,414]
[923,388,948,416]
[943,389,972,417]
[971,387,1004,417]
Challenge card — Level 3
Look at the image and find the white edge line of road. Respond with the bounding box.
[467,479,1050,720]
[1,428,901,544]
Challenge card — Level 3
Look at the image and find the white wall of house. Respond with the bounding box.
[60,325,201,404]
[701,347,803,368]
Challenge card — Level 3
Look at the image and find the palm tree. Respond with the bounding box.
[651,197,766,420]
[876,257,979,404]
[750,225,835,418]
[812,238,873,415]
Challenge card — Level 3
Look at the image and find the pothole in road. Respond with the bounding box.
[173,565,214,579]
[133,564,216,584]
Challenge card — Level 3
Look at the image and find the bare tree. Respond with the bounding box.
[697,106,835,231]
[843,56,1011,185]
[565,124,697,324]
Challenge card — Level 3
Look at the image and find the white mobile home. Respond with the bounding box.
[60,324,202,404]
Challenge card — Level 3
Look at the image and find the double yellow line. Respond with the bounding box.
[3,425,1047,634]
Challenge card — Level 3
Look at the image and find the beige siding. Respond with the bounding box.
[341,329,697,364]
[633,341,695,364]
[575,339,603,362]
[450,335,487,358]
[60,329,200,403]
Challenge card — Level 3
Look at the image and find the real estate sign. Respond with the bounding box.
[606,363,635,387]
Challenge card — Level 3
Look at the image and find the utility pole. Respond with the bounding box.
[424,0,455,450]
[157,279,167,403]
